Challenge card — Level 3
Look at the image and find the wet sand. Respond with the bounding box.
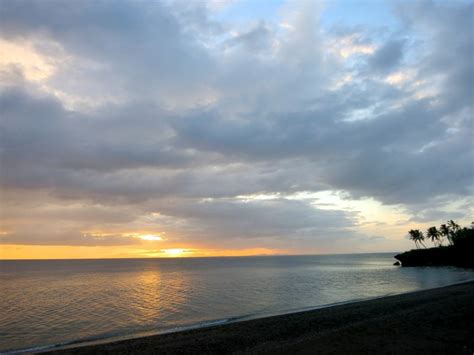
[48,281,474,354]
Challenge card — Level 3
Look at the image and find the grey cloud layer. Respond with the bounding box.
[0,0,472,247]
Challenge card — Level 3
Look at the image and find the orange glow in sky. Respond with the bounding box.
[0,244,286,260]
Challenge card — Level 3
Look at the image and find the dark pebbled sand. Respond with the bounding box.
[48,281,474,354]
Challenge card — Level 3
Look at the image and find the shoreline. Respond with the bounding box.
[39,280,474,354]
[5,294,389,354]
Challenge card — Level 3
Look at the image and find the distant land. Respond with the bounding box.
[395,220,474,267]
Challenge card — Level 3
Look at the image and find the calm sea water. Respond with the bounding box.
[1,253,473,352]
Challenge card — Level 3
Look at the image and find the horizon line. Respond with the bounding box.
[0,251,402,261]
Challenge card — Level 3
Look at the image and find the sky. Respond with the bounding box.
[0,0,473,259]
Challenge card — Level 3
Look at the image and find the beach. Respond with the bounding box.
[48,281,474,354]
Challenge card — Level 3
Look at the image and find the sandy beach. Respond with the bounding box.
[47,281,474,354]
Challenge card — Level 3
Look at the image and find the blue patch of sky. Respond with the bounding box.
[214,0,286,24]
[210,0,412,57]
[213,0,398,29]
[321,0,398,30]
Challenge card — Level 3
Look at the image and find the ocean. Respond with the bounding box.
[1,253,473,353]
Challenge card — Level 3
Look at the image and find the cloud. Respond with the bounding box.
[368,39,405,74]
[158,197,357,240]
[0,0,472,251]
[0,0,216,109]
[224,22,272,53]
[398,1,473,110]
[0,231,139,246]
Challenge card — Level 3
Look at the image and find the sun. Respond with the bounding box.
[161,249,186,257]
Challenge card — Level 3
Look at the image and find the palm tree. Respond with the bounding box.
[426,226,441,247]
[409,229,426,249]
[448,220,460,231]
[439,221,461,245]
[439,223,451,245]
[448,220,463,245]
